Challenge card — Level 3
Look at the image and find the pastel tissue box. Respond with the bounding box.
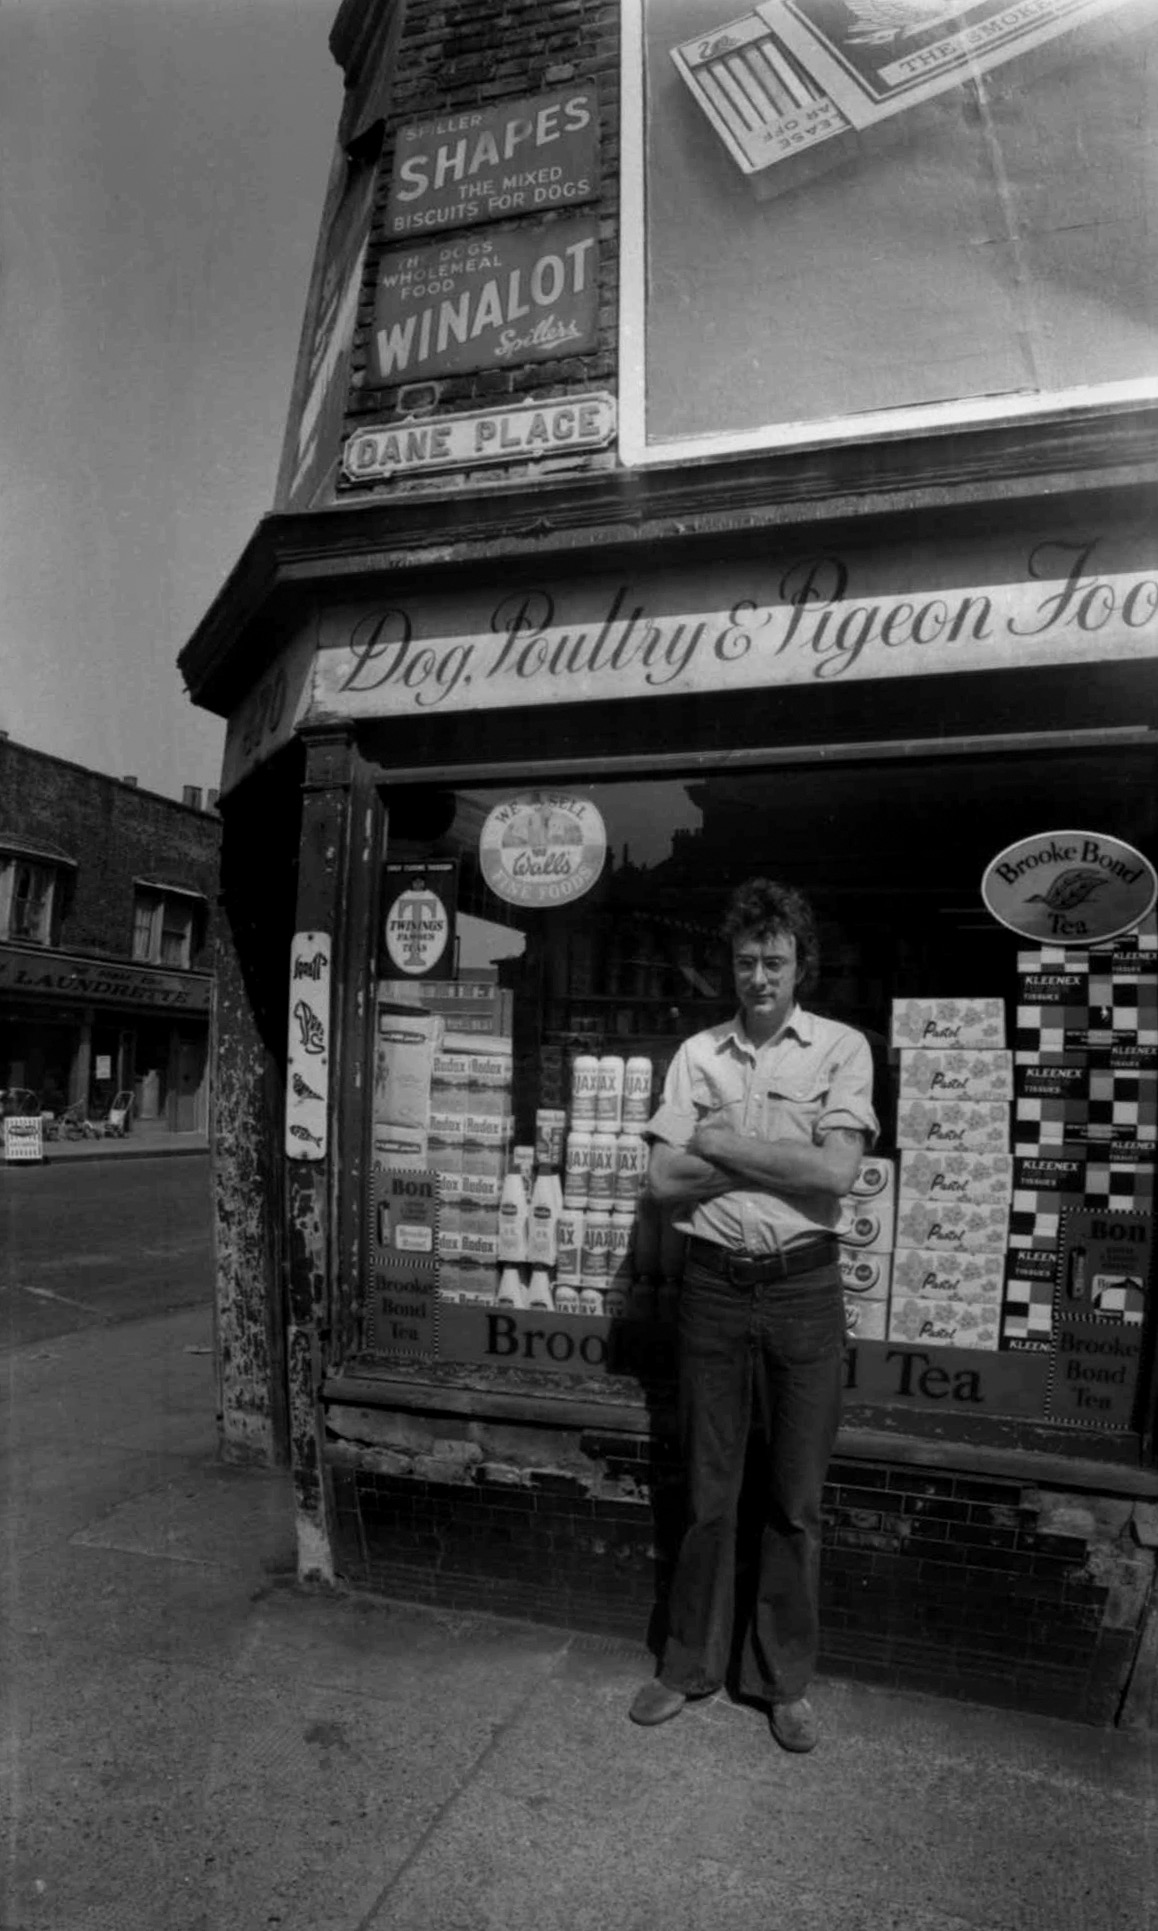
[888,1297,999,1352]
[891,998,1005,1051]
[898,1150,1013,1205]
[891,1248,1005,1305]
[894,1198,1010,1254]
[898,1050,1012,1103]
[896,1099,1010,1153]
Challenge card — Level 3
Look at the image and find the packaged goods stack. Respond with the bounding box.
[890,999,1013,1351]
[837,1156,896,1342]
[1005,920,1157,1360]
[560,1051,655,1317]
[433,1035,514,1305]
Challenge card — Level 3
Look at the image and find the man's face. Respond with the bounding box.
[732,926,799,1039]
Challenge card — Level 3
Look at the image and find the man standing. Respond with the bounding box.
[629,878,877,1752]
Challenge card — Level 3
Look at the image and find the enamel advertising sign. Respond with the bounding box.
[479,792,607,908]
[981,831,1157,944]
[382,862,457,978]
[383,88,600,239]
[372,218,599,383]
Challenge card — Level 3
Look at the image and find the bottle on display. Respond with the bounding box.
[527,1171,560,1266]
[556,1207,585,1284]
[512,1144,536,1189]
[526,1267,555,1310]
[607,1214,634,1289]
[596,1054,625,1131]
[535,1108,567,1169]
[622,1055,654,1127]
[614,1131,649,1208]
[563,1130,593,1208]
[570,1054,599,1124]
[497,1168,530,1263]
[580,1209,613,1289]
[497,1265,527,1309]
[554,1282,580,1314]
[578,1285,605,1317]
[587,1131,617,1206]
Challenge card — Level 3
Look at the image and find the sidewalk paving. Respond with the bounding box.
[3,1305,1156,1931]
[27,1125,208,1163]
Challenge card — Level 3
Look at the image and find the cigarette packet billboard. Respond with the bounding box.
[620,0,1158,462]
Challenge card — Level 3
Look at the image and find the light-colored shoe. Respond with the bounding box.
[629,1680,687,1726]
[770,1696,818,1753]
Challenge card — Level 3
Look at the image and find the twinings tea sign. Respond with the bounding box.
[384,89,599,239]
[479,791,606,908]
[982,830,1157,943]
[382,862,457,978]
[372,219,599,382]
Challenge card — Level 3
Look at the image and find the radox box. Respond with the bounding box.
[898,1050,1013,1103]
[896,1099,1010,1153]
[898,1150,1013,1205]
[891,998,1005,1050]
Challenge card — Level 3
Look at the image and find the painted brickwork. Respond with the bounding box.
[325,1413,1155,1724]
[340,0,619,495]
[0,737,219,965]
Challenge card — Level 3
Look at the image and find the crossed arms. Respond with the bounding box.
[648,1121,866,1207]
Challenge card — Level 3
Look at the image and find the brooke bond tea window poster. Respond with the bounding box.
[619,0,1158,461]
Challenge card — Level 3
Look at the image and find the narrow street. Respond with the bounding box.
[0,1153,212,1347]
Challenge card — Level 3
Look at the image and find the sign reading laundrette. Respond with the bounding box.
[308,526,1158,723]
[982,831,1157,943]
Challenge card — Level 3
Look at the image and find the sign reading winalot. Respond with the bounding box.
[372,218,599,381]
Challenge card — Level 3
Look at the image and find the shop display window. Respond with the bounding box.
[356,747,1157,1451]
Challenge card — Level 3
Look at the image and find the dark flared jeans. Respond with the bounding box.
[659,1253,845,1704]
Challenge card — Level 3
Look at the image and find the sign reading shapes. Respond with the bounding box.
[982,831,1157,945]
[384,87,600,239]
[372,218,599,384]
[480,791,607,909]
[286,932,330,1160]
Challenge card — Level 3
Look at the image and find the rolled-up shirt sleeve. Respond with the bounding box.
[815,1030,879,1146]
[643,1042,698,1150]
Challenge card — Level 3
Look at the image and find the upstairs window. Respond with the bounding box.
[0,841,75,945]
[131,882,202,968]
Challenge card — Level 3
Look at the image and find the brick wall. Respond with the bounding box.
[324,1406,1155,1724]
[340,0,620,496]
[0,738,220,966]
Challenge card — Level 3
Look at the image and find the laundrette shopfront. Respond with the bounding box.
[187,477,1158,1724]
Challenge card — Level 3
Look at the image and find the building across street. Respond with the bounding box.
[0,734,220,1140]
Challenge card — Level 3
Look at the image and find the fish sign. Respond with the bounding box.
[982,831,1157,944]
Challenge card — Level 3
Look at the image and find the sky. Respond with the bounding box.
[1,0,342,800]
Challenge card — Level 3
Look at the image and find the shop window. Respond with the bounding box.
[131,889,196,968]
[0,857,60,945]
[348,749,1158,1459]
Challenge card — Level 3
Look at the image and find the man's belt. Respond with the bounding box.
[686,1233,839,1287]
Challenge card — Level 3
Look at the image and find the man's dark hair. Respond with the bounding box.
[721,878,820,1000]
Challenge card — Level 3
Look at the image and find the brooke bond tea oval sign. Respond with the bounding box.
[981,830,1157,943]
[480,791,606,908]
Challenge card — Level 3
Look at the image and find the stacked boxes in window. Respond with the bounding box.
[1009,918,1157,1352]
[436,1033,513,1305]
[837,1155,894,1342]
[890,1000,1011,1351]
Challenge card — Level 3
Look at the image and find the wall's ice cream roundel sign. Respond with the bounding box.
[480,791,607,908]
[384,879,452,974]
[981,830,1157,944]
